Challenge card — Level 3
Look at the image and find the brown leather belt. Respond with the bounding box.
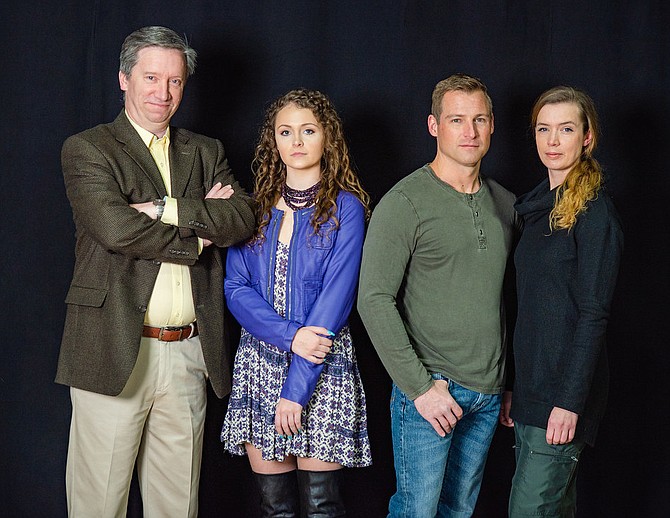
[142,322,198,342]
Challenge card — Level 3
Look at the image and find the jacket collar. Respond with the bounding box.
[110,110,195,198]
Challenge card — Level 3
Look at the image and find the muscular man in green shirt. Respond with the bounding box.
[358,74,519,517]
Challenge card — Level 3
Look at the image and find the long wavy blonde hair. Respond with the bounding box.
[531,86,602,231]
[250,88,370,244]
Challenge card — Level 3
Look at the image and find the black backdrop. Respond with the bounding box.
[2,1,669,516]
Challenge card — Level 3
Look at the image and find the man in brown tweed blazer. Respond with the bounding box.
[56,26,255,517]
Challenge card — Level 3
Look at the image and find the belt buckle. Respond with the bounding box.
[159,325,180,341]
[158,324,193,341]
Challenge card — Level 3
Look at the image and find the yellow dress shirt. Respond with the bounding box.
[126,112,196,327]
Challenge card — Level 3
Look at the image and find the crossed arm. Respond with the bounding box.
[63,133,256,262]
[130,182,235,247]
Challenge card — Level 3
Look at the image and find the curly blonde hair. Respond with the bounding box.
[250,88,370,244]
[531,86,602,231]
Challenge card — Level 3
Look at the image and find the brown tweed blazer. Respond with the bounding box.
[56,111,256,398]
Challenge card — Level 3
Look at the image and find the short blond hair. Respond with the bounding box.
[431,74,493,120]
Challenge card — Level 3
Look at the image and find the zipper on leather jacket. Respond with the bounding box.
[286,210,302,321]
[266,214,281,306]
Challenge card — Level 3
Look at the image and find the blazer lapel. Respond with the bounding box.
[110,111,168,197]
[169,128,196,198]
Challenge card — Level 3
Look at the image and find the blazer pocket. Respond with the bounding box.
[65,285,107,308]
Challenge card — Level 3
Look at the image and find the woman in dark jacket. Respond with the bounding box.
[500,86,623,517]
[221,89,372,516]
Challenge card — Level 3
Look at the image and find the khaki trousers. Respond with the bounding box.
[66,335,208,518]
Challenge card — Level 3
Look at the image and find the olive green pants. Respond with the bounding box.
[509,422,586,517]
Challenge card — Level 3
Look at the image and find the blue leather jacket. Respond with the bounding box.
[225,190,365,406]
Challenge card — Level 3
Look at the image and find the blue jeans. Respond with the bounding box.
[388,375,501,518]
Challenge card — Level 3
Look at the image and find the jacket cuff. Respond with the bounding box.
[282,321,302,352]
[161,196,178,226]
[280,358,322,407]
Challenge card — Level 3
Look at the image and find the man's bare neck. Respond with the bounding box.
[429,160,482,194]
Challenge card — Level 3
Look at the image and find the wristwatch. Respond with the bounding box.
[153,198,166,220]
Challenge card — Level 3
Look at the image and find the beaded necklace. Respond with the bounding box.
[281,181,321,211]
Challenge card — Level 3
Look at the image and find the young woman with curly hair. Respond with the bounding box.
[221,88,372,517]
[500,86,624,517]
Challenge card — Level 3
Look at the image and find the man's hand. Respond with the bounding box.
[202,183,235,247]
[290,327,333,364]
[499,390,514,427]
[129,201,157,218]
[275,397,303,435]
[205,182,234,200]
[546,406,578,445]
[413,379,463,437]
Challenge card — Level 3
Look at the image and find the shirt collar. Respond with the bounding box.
[124,110,171,148]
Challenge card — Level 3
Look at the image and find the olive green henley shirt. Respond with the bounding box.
[358,165,518,399]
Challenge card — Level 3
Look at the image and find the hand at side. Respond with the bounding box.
[413,379,463,437]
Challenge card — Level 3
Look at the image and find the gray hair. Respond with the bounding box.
[119,26,197,77]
